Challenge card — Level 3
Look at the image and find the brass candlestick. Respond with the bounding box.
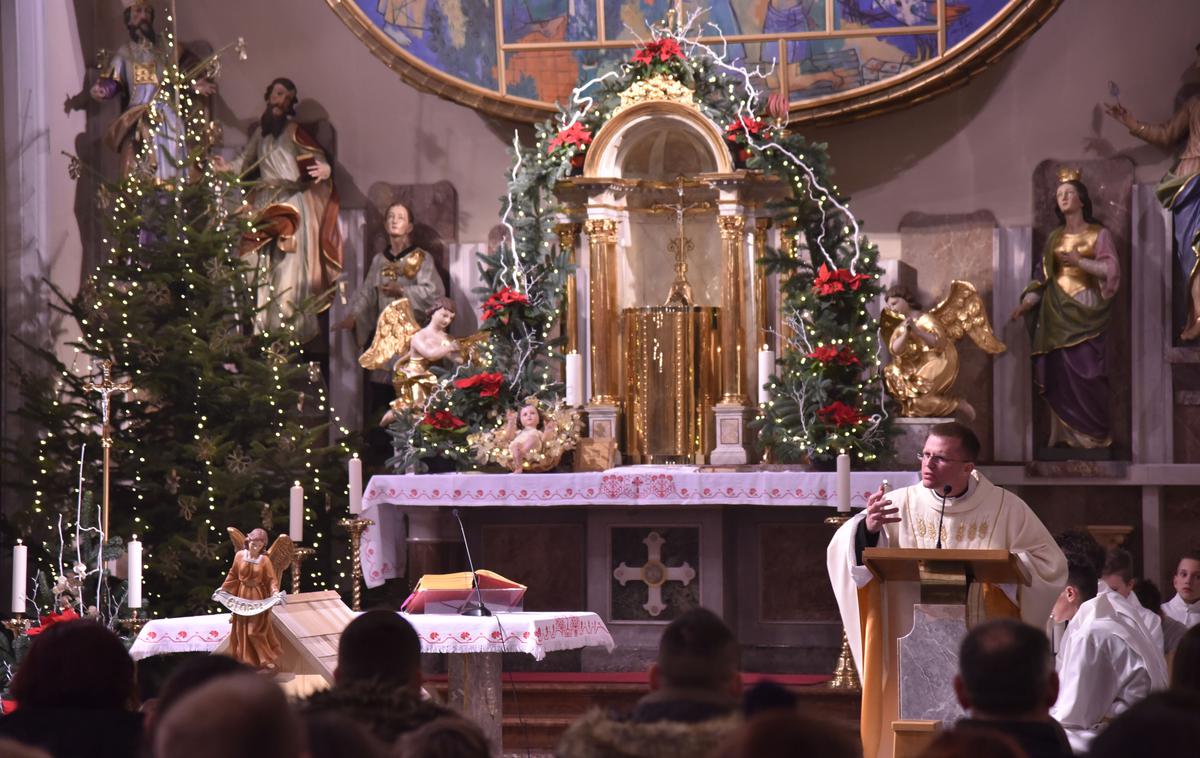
[116,608,148,636]
[338,518,374,611]
[290,547,316,594]
[822,512,860,690]
[2,613,34,636]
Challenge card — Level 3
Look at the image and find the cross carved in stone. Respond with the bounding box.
[613,531,696,617]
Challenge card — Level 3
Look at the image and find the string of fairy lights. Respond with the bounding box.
[25,6,357,619]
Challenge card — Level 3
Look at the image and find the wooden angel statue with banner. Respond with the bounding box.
[881,281,1006,420]
[470,397,583,473]
[212,527,292,669]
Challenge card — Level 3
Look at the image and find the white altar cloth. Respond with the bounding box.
[129,610,613,663]
[360,466,915,587]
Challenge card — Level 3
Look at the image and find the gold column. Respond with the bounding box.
[718,214,747,405]
[584,218,619,404]
[753,216,772,351]
[556,222,582,352]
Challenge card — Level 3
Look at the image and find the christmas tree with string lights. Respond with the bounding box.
[3,34,352,618]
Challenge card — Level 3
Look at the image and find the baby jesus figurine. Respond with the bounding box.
[504,403,558,473]
[470,397,582,473]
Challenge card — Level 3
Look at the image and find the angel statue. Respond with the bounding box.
[881,281,1006,420]
[359,295,486,425]
[470,397,583,473]
[212,527,293,670]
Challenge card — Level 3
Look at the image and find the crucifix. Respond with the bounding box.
[84,360,132,539]
[652,176,712,306]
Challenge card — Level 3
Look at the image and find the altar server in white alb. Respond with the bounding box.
[1050,535,1168,753]
[826,422,1068,758]
[1162,550,1200,630]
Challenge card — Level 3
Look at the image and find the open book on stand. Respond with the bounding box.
[401,569,527,614]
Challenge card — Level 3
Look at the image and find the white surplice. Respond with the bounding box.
[827,472,1067,758]
[1097,582,1164,653]
[1050,592,1169,753]
[1161,594,1200,629]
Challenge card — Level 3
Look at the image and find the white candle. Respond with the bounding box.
[289,483,304,542]
[349,456,363,515]
[11,540,27,614]
[836,452,851,513]
[127,536,143,609]
[757,347,775,405]
[565,352,584,407]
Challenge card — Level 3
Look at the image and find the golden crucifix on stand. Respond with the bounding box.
[84,360,132,540]
[654,177,712,306]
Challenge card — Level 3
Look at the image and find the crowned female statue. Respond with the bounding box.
[1011,168,1121,449]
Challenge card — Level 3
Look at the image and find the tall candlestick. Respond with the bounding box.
[289,483,304,542]
[11,540,27,614]
[349,456,363,515]
[127,536,143,609]
[565,351,584,407]
[836,452,851,513]
[757,347,775,405]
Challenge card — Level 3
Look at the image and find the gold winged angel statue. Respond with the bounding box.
[880,281,1006,420]
[359,295,486,424]
[211,527,293,669]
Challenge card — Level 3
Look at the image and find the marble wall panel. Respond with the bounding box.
[1020,484,1142,564]
[898,210,998,461]
[759,522,841,623]
[1031,159,1134,458]
[610,526,700,622]
[480,522,586,612]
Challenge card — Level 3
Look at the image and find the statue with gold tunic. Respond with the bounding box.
[881,281,1005,421]
[1011,168,1120,449]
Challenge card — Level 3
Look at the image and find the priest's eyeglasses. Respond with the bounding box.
[916,452,968,466]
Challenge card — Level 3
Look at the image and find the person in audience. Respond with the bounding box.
[393,716,490,758]
[916,729,1026,758]
[739,681,797,718]
[1162,549,1200,629]
[0,620,143,758]
[1048,532,1168,753]
[1086,690,1200,758]
[951,619,1072,758]
[1170,623,1200,696]
[142,653,251,752]
[301,609,450,744]
[1133,578,1188,654]
[0,739,51,758]
[557,607,742,758]
[153,674,305,758]
[709,710,860,758]
[1100,547,1164,651]
[305,712,388,758]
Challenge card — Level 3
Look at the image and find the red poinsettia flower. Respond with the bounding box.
[816,401,866,427]
[725,115,767,143]
[632,38,685,65]
[481,287,530,321]
[421,410,467,431]
[812,264,872,296]
[26,606,80,636]
[547,122,593,153]
[454,372,504,398]
[807,346,862,367]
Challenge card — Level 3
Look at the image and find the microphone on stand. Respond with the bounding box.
[451,508,491,617]
[934,484,952,549]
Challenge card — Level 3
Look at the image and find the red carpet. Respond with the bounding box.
[425,671,832,686]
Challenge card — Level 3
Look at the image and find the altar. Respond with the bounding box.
[361,467,915,670]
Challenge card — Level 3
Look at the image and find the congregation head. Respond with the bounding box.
[153,673,306,758]
[8,619,136,711]
[916,727,1026,758]
[147,653,252,736]
[335,609,422,691]
[710,710,860,758]
[1087,690,1200,758]
[651,607,740,696]
[954,618,1056,719]
[393,716,491,758]
[1171,623,1200,697]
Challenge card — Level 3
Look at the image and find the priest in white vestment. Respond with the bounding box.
[1162,552,1200,630]
[1050,552,1168,752]
[827,422,1067,758]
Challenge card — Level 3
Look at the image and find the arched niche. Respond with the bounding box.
[583,101,732,179]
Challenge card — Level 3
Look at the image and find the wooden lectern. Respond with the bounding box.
[862,548,1031,758]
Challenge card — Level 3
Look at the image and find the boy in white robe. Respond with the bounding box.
[827,422,1067,758]
[1050,539,1168,753]
[1161,552,1200,630]
[1100,547,1164,652]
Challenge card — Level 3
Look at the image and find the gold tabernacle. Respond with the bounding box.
[623,305,720,464]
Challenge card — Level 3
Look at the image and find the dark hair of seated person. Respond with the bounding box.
[1088,690,1200,758]
[336,609,422,687]
[1133,577,1163,613]
[711,710,860,758]
[154,653,252,720]
[656,607,739,691]
[1171,623,1200,696]
[958,618,1053,717]
[394,716,491,758]
[8,620,135,709]
[917,727,1025,758]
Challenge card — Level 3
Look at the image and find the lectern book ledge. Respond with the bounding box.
[862,548,1031,586]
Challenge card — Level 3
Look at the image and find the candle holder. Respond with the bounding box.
[828,630,861,691]
[115,608,148,636]
[2,613,34,636]
[337,518,374,611]
[823,513,851,526]
[290,547,317,594]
